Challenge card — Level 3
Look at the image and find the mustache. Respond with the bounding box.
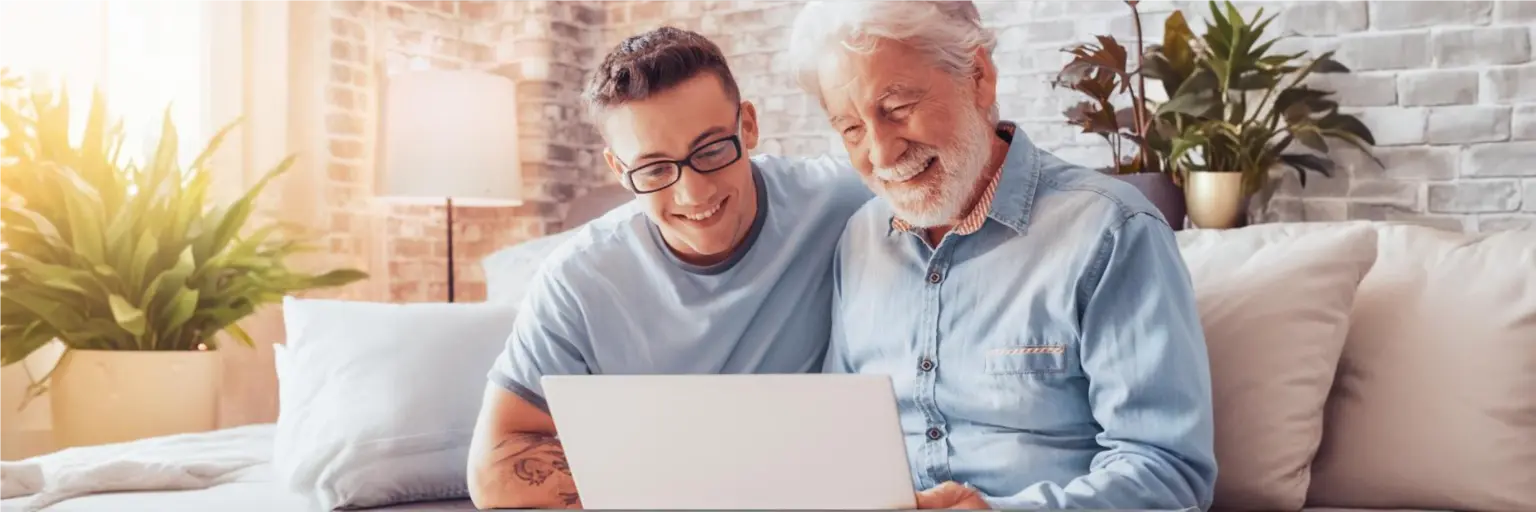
[872,144,939,182]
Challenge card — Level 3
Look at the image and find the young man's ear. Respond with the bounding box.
[739,100,760,151]
[970,47,997,114]
[603,148,632,191]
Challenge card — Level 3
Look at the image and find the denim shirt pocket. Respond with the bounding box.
[983,341,1076,376]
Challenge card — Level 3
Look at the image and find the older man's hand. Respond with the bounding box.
[915,481,991,509]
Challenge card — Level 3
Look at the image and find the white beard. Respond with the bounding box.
[868,103,994,229]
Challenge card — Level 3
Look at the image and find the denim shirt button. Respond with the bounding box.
[926,427,944,440]
[919,358,935,372]
[926,271,942,284]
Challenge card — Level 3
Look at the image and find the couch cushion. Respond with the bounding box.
[1306,225,1536,511]
[482,230,577,304]
[1176,222,1380,511]
[481,187,635,305]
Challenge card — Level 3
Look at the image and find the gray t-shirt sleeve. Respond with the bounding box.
[486,266,591,413]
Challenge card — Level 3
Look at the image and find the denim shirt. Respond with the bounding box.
[827,124,1218,510]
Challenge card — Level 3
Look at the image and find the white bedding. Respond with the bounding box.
[0,424,474,512]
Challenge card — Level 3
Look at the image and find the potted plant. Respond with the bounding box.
[1144,1,1379,228]
[1053,0,1187,229]
[0,74,367,448]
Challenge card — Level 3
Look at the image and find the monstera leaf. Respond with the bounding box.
[1052,6,1164,175]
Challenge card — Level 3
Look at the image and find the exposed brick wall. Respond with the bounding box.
[322,1,609,302]
[313,0,1531,302]
[1228,0,1536,231]
[606,0,1534,232]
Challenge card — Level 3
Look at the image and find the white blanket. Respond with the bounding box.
[0,425,269,512]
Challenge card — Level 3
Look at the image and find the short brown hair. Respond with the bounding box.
[583,26,740,119]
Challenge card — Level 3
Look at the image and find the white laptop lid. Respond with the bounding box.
[542,374,916,510]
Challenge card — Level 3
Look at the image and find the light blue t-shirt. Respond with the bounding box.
[488,153,873,411]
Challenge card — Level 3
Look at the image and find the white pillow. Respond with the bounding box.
[272,297,518,510]
[481,231,575,304]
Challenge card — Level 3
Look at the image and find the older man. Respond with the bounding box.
[789,2,1218,510]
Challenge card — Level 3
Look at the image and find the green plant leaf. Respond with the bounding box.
[1162,11,1196,82]
[3,289,87,351]
[1207,1,1232,49]
[201,155,295,263]
[224,322,255,349]
[188,119,241,173]
[1274,87,1331,116]
[126,231,159,300]
[1323,129,1386,170]
[1281,153,1335,176]
[1283,101,1312,124]
[1295,128,1329,153]
[1317,113,1377,145]
[62,319,132,350]
[1232,72,1278,90]
[161,288,200,335]
[108,294,147,339]
[0,322,58,366]
[1312,56,1350,73]
[146,247,197,316]
[307,269,370,288]
[1141,53,1174,82]
[2,204,65,246]
[1159,89,1219,117]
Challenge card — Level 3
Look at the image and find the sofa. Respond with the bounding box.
[1172,220,1535,512]
[484,206,1535,511]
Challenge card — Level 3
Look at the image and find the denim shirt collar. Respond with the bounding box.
[886,120,1042,237]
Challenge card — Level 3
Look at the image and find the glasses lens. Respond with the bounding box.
[629,163,679,193]
[689,138,740,172]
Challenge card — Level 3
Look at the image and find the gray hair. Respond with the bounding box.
[786,1,1001,124]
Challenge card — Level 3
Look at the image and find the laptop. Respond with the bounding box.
[542,374,917,510]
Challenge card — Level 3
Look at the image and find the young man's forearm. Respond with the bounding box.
[470,432,581,509]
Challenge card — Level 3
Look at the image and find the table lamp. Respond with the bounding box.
[378,69,521,302]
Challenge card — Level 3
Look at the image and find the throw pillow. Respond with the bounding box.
[1175,221,1379,511]
[1305,224,1536,511]
[482,231,576,304]
[272,297,517,510]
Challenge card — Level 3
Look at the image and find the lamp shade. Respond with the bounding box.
[378,69,521,206]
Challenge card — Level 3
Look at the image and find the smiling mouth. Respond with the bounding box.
[886,157,939,184]
[675,197,728,223]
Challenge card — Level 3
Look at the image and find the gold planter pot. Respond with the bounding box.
[50,349,221,448]
[1184,171,1247,229]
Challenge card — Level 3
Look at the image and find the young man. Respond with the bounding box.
[788,1,1219,510]
[465,27,871,509]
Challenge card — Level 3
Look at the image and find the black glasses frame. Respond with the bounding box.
[615,135,744,194]
[615,107,746,194]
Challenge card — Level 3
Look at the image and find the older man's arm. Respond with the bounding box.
[982,212,1219,511]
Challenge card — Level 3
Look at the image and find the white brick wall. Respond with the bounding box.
[611,0,1532,231]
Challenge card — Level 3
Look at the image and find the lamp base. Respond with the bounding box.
[446,196,455,303]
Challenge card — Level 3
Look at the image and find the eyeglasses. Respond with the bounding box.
[615,135,745,194]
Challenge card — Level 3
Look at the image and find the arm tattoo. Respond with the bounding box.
[493,433,580,504]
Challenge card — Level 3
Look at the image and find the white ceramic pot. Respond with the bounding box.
[50,349,221,448]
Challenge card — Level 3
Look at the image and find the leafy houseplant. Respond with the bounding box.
[0,73,367,446]
[1053,0,1187,229]
[1143,1,1379,227]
